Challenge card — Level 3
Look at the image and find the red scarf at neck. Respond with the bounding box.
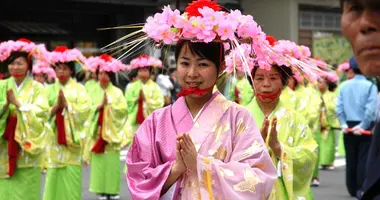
[177,85,214,97]
[256,89,281,101]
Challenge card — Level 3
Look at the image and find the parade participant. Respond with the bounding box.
[84,71,98,94]
[246,39,318,199]
[318,72,340,170]
[32,61,56,85]
[85,54,130,200]
[336,56,377,198]
[338,61,355,80]
[124,54,164,133]
[224,44,254,106]
[0,38,49,200]
[43,46,92,200]
[123,1,283,199]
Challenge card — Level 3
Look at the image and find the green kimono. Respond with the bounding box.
[246,98,318,200]
[43,78,91,200]
[124,79,164,139]
[85,83,130,195]
[85,79,98,94]
[293,85,322,178]
[319,91,340,165]
[235,78,254,106]
[280,87,297,110]
[0,77,49,200]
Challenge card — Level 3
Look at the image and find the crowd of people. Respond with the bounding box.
[0,0,380,200]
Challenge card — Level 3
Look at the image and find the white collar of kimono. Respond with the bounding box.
[188,103,207,122]
[14,72,29,92]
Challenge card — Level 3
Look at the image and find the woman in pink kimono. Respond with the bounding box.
[127,40,277,199]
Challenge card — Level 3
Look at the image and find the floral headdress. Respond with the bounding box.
[48,46,86,66]
[86,54,128,73]
[0,38,48,63]
[32,61,56,79]
[128,54,162,70]
[337,61,350,72]
[104,0,290,72]
[225,43,255,74]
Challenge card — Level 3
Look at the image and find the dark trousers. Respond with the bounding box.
[344,121,373,197]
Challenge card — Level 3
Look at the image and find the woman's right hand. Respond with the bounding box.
[172,140,187,175]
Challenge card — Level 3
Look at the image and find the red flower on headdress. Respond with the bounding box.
[265,35,277,46]
[138,54,149,59]
[18,38,32,43]
[54,46,69,53]
[185,0,221,18]
[99,54,112,62]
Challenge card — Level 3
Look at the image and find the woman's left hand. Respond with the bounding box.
[178,133,198,173]
[268,117,282,157]
[7,89,20,108]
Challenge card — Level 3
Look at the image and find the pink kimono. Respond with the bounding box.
[126,91,277,200]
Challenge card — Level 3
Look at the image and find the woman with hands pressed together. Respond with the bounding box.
[246,39,318,199]
[126,38,278,199]
[43,46,91,200]
[0,38,49,200]
[84,54,130,200]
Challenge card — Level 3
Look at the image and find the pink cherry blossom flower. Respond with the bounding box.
[217,23,235,41]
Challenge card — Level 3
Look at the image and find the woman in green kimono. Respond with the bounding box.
[43,46,91,200]
[246,64,318,200]
[0,38,49,200]
[319,75,340,170]
[286,74,322,186]
[85,71,98,94]
[124,55,164,139]
[224,43,254,105]
[84,54,130,200]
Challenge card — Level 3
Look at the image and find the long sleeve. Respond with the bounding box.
[360,85,378,130]
[194,111,277,200]
[102,87,128,144]
[126,117,174,200]
[275,115,318,199]
[143,81,164,117]
[336,88,346,126]
[125,82,139,125]
[14,82,50,155]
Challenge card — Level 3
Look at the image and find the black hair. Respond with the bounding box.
[327,81,338,92]
[55,61,76,77]
[128,69,138,80]
[169,68,177,75]
[251,65,293,88]
[96,69,117,86]
[175,40,225,74]
[290,76,299,88]
[6,51,32,70]
[353,67,362,75]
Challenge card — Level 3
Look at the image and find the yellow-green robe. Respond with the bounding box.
[85,79,98,94]
[319,90,340,165]
[246,98,318,200]
[43,78,91,200]
[124,79,164,135]
[235,78,254,106]
[0,77,49,200]
[281,87,297,110]
[292,85,322,177]
[85,83,130,195]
